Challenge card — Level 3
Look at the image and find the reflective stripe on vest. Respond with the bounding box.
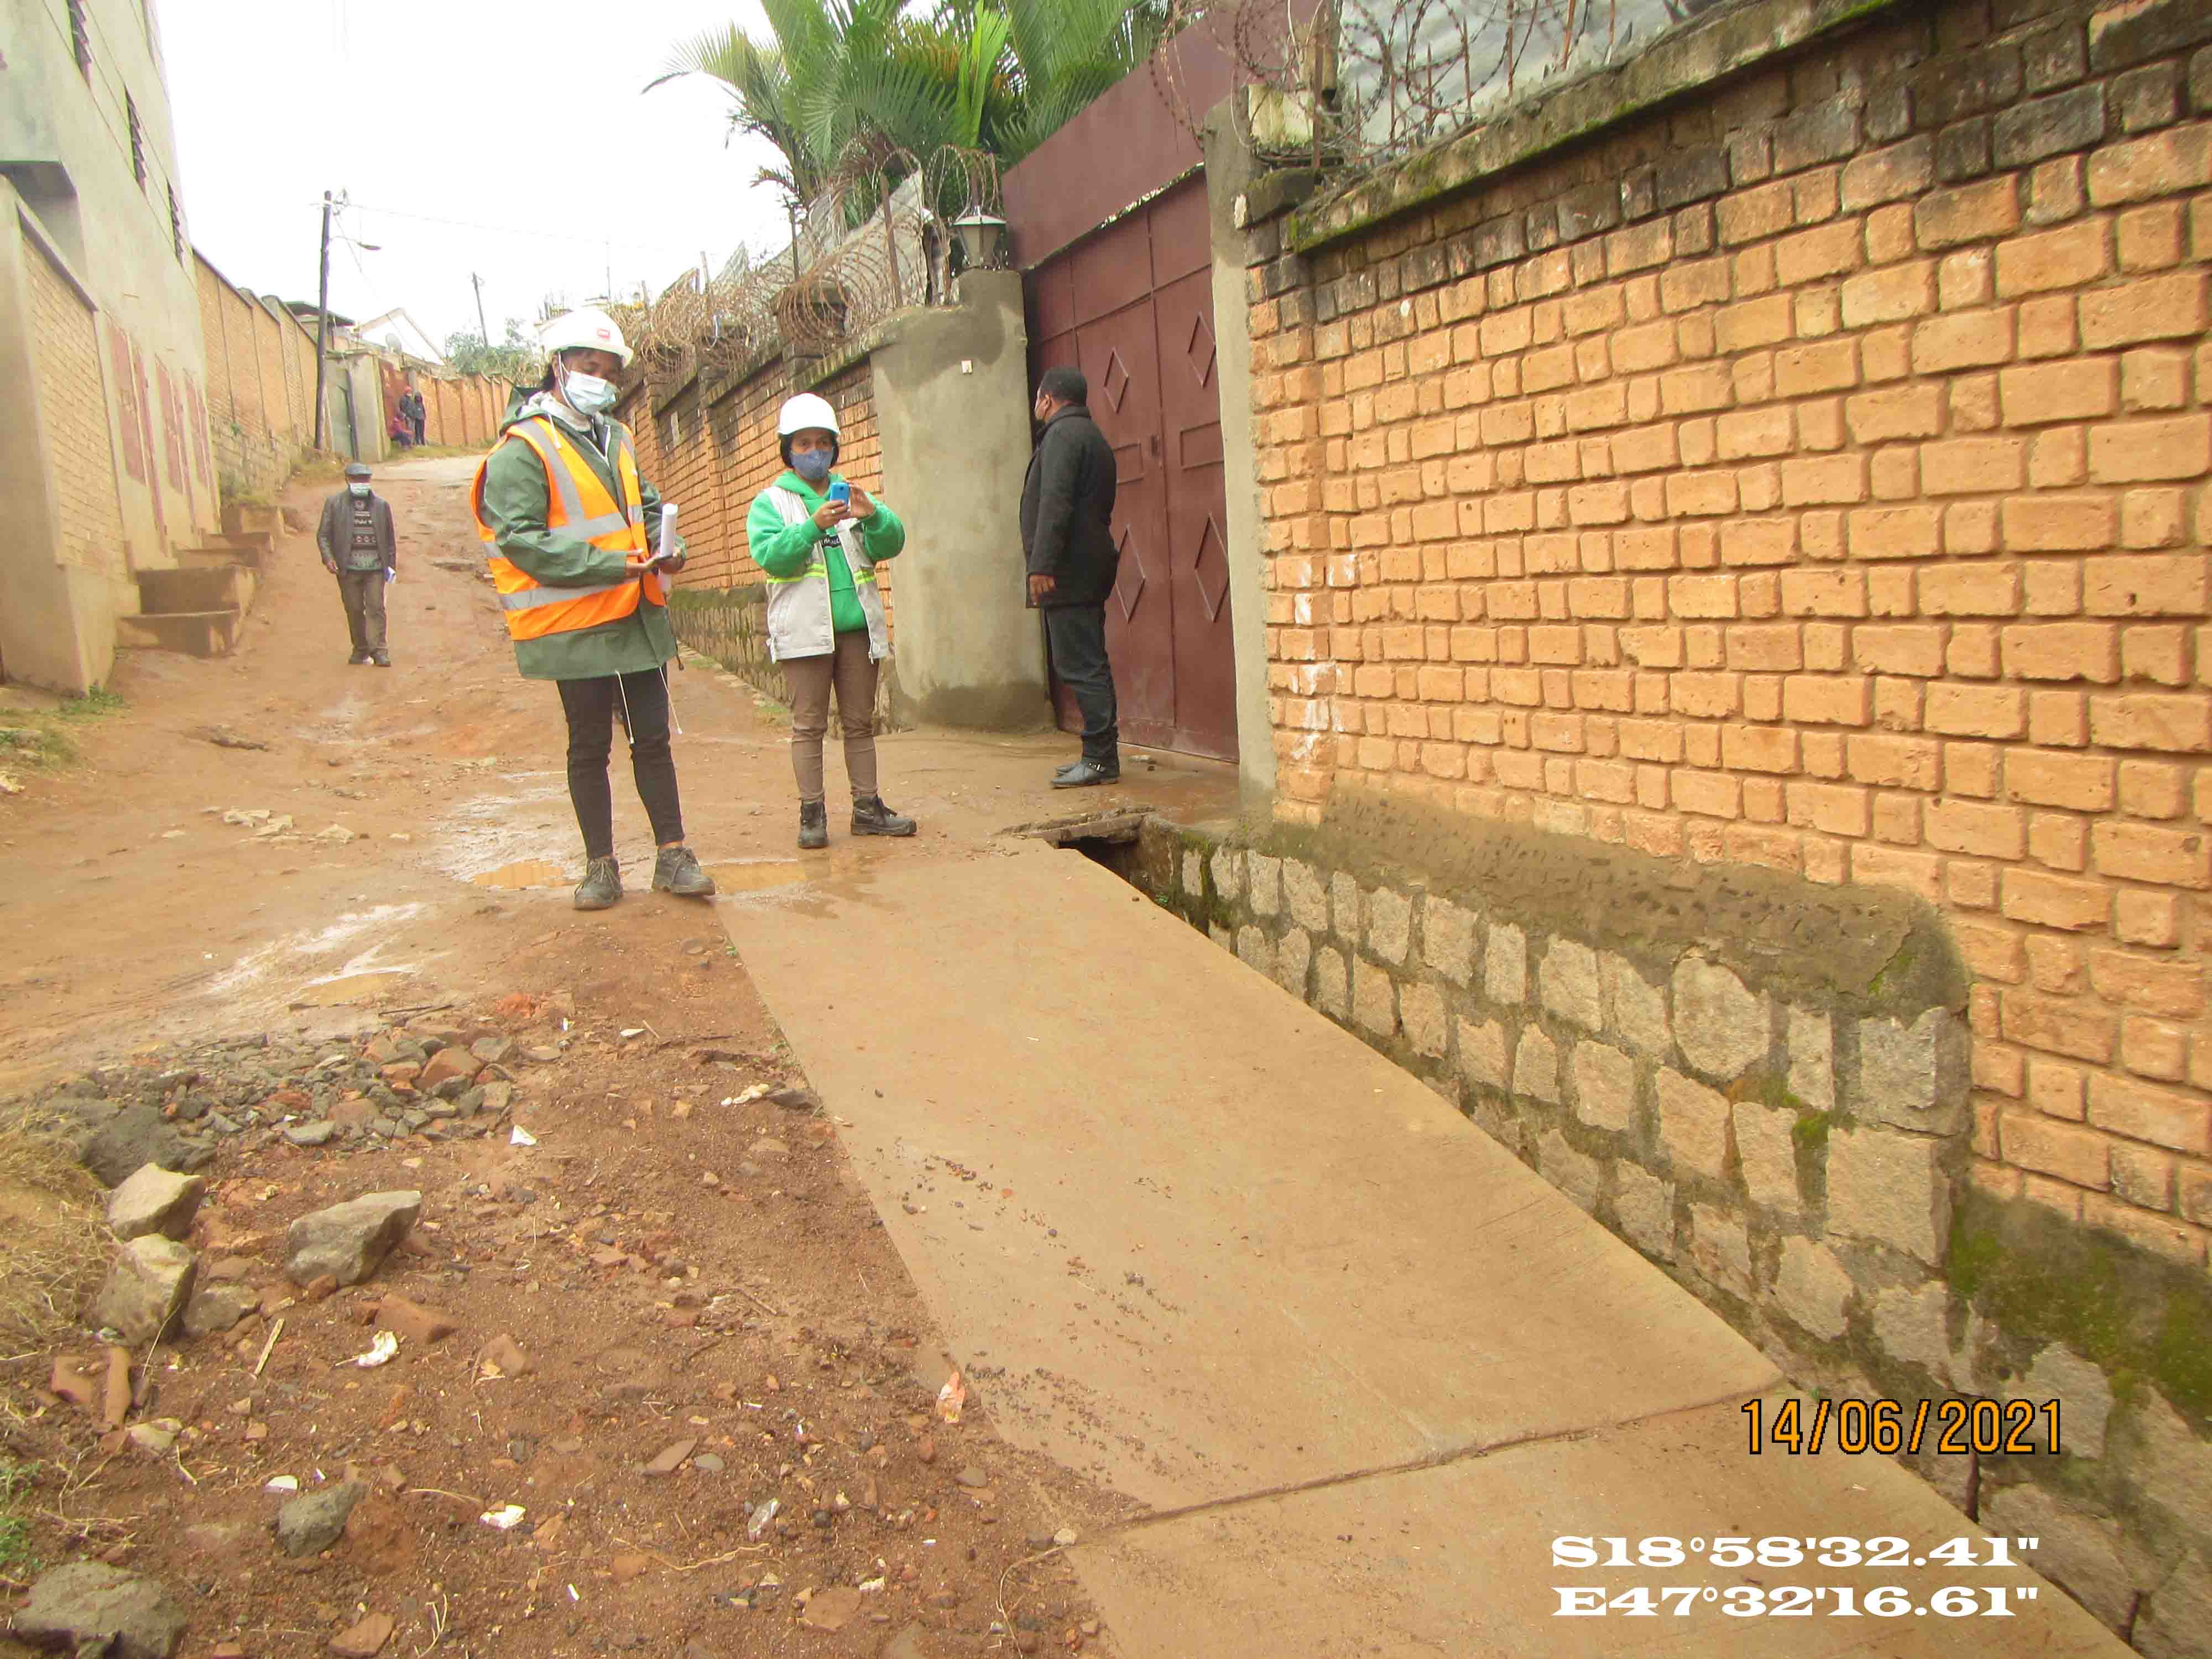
[761,485,890,664]
[469,416,664,643]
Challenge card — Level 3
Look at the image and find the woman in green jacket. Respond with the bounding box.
[748,394,915,851]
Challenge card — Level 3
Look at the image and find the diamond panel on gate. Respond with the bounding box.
[1186,314,1217,388]
[1101,349,1131,412]
[1192,515,1228,620]
[1114,524,1149,622]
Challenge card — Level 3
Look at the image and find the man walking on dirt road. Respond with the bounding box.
[317,461,396,667]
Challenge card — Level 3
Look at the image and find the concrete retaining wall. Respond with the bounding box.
[1139,801,2212,1653]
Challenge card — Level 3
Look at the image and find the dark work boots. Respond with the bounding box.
[852,794,917,837]
[799,801,828,851]
[652,845,716,897]
[573,857,622,911]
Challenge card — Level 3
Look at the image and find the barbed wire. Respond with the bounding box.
[1154,0,1719,183]
[623,140,1006,389]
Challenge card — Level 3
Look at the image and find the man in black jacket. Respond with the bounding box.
[1020,367,1120,786]
[316,462,398,667]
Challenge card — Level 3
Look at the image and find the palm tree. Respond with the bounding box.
[650,0,1175,208]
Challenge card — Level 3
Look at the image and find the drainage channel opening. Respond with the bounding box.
[1000,808,1152,881]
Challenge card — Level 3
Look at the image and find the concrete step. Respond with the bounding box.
[137,565,251,617]
[221,503,283,541]
[116,608,242,658]
[182,532,275,567]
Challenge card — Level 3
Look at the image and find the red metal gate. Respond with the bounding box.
[1026,176,1235,761]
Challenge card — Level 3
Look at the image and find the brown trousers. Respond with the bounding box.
[784,630,878,804]
[338,568,387,655]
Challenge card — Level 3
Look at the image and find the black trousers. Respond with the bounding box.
[556,669,684,860]
[1045,603,1118,763]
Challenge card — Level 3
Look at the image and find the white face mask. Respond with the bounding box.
[349,483,370,498]
[562,366,618,416]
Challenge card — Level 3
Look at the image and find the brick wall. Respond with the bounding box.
[624,356,887,600]
[1245,0,2212,1266]
[197,257,315,499]
[620,353,893,710]
[25,229,127,579]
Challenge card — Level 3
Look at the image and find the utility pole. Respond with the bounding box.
[311,189,334,451]
[471,271,490,348]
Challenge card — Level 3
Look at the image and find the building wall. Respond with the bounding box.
[1,0,213,564]
[1244,0,2212,1259]
[620,352,890,709]
[196,256,320,500]
[25,227,127,582]
[1217,0,2212,1646]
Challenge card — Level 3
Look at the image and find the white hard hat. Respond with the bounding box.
[540,307,632,367]
[776,393,839,439]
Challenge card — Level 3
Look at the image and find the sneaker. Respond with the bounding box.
[371,651,391,668]
[573,856,623,911]
[1052,758,1120,789]
[348,653,372,666]
[798,801,828,851]
[851,794,917,837]
[652,844,716,897]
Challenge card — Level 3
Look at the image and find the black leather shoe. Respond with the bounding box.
[798,801,828,850]
[852,794,917,836]
[1052,758,1120,789]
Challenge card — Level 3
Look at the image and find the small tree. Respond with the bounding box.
[446,318,539,382]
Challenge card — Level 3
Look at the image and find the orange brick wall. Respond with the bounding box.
[623,358,891,623]
[1245,3,2212,1255]
[25,230,127,580]
[197,258,321,497]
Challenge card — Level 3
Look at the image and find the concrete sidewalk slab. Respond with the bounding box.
[1073,1399,2128,1656]
[720,842,1778,1511]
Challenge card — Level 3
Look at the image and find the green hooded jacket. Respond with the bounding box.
[476,393,687,681]
[746,472,906,636]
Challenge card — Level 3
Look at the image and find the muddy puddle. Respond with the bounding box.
[290,970,416,1006]
[471,859,570,889]
[469,857,814,893]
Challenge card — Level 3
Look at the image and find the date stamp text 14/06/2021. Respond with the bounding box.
[1553,1538,2049,1620]
[1742,1395,2061,1455]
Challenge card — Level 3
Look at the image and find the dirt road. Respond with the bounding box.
[0,456,1232,1659]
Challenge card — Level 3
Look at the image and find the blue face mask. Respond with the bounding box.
[792,450,832,484]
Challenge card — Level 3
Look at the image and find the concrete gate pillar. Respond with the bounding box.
[871,270,1051,731]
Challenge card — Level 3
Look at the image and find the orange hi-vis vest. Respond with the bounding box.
[469,415,666,641]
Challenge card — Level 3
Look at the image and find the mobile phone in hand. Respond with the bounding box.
[827,481,851,506]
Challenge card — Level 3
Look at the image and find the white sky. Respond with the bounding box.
[161,0,795,353]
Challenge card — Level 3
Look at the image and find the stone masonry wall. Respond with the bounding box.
[1141,808,2211,1651]
[1240,0,2212,1305]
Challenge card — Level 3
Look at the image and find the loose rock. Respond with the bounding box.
[88,1237,197,1345]
[274,1480,367,1557]
[284,1191,421,1286]
[11,1562,189,1659]
[328,1612,394,1657]
[183,1284,260,1339]
[283,1121,337,1147]
[106,1165,207,1241]
[82,1105,208,1188]
[374,1296,459,1345]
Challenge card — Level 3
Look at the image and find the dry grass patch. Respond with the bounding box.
[0,1104,108,1349]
